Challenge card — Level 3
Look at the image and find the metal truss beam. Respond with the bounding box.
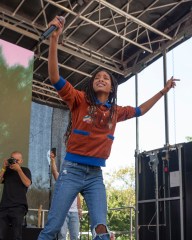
[94,0,172,40]
[0,17,123,75]
[45,0,153,53]
[32,80,67,109]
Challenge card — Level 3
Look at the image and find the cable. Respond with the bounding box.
[171,50,177,144]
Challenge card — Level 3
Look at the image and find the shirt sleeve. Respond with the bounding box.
[117,105,141,122]
[53,76,66,91]
[54,76,85,110]
[135,107,141,117]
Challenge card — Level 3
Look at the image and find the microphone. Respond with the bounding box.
[39,16,65,41]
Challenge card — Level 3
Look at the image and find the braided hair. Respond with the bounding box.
[64,69,118,145]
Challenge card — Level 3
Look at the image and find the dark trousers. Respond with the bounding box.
[0,206,26,240]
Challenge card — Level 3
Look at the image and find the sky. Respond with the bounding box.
[105,37,192,173]
[0,39,33,67]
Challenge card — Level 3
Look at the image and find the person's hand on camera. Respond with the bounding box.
[3,159,8,168]
[9,162,21,172]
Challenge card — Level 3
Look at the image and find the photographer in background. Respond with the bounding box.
[0,151,31,240]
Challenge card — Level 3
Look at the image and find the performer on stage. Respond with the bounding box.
[0,151,32,240]
[50,150,82,240]
[38,16,177,240]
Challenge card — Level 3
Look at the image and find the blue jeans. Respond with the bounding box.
[58,211,79,240]
[38,160,110,240]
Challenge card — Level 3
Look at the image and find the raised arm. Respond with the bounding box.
[139,77,177,115]
[48,16,65,84]
[50,152,59,180]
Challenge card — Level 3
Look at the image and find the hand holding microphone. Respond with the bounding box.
[40,16,65,41]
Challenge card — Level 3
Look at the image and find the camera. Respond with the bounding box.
[7,157,17,165]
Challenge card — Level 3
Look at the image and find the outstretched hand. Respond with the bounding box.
[139,76,180,115]
[162,76,179,94]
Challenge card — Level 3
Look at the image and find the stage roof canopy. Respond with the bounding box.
[0,0,192,108]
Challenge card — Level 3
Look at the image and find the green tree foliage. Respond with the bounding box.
[105,167,135,239]
[186,136,192,142]
[105,166,135,206]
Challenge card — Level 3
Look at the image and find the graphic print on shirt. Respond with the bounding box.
[83,115,92,124]
[82,106,113,129]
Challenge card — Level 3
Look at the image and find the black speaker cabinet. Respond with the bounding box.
[183,142,192,240]
[137,142,192,240]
